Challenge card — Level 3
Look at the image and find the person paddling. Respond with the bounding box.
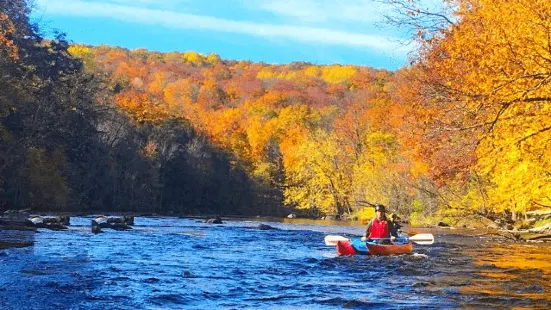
[389,213,403,234]
[361,204,398,244]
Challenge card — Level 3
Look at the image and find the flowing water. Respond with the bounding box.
[0,217,550,309]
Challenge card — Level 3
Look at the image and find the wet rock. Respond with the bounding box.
[91,224,102,234]
[0,209,34,229]
[3,209,30,218]
[182,270,193,277]
[29,216,69,230]
[205,216,223,224]
[21,269,48,275]
[92,216,133,232]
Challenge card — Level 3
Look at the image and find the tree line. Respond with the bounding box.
[0,0,273,216]
[2,0,550,225]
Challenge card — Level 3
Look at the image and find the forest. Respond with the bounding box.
[1,0,550,226]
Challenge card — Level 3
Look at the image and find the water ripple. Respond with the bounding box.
[0,217,550,309]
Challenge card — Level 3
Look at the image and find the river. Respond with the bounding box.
[0,217,550,309]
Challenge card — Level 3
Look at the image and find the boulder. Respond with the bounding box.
[92,216,132,231]
[0,209,34,229]
[28,215,69,230]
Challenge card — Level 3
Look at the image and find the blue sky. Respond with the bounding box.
[32,0,417,70]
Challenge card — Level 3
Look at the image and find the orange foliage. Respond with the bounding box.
[75,45,432,214]
[0,13,18,60]
[115,91,169,123]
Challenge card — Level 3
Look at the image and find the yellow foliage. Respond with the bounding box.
[277,71,298,80]
[321,65,357,84]
[206,53,222,65]
[256,67,276,80]
[352,207,375,222]
[415,0,551,214]
[283,130,353,215]
[252,161,277,181]
[303,66,321,77]
[68,45,95,68]
[67,45,91,58]
[183,51,206,66]
[477,146,551,213]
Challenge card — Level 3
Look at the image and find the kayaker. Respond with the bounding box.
[390,213,403,233]
[361,204,398,243]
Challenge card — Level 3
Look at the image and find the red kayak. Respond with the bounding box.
[337,238,413,256]
[367,242,413,255]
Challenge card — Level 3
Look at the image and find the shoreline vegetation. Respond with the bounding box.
[1,209,550,246]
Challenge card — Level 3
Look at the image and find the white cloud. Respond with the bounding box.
[35,0,410,53]
[252,0,386,24]
[99,0,188,5]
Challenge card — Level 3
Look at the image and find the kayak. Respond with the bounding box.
[336,237,412,256]
[368,242,413,256]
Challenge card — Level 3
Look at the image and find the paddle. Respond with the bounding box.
[324,233,435,246]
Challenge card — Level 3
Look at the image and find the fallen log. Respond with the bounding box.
[526,209,551,216]
[498,222,551,234]
[524,233,551,241]
[528,222,551,233]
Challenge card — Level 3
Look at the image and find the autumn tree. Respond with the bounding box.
[390,0,551,219]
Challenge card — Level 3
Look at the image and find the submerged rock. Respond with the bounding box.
[258,224,277,230]
[205,216,223,224]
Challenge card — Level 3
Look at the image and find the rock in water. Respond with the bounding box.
[258,224,276,230]
[205,216,223,224]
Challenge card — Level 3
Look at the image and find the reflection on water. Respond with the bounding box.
[0,217,549,309]
[460,241,551,306]
[470,244,551,273]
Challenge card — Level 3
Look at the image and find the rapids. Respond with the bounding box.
[1,217,549,309]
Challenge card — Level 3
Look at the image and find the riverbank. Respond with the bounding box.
[415,211,551,243]
[2,208,551,243]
